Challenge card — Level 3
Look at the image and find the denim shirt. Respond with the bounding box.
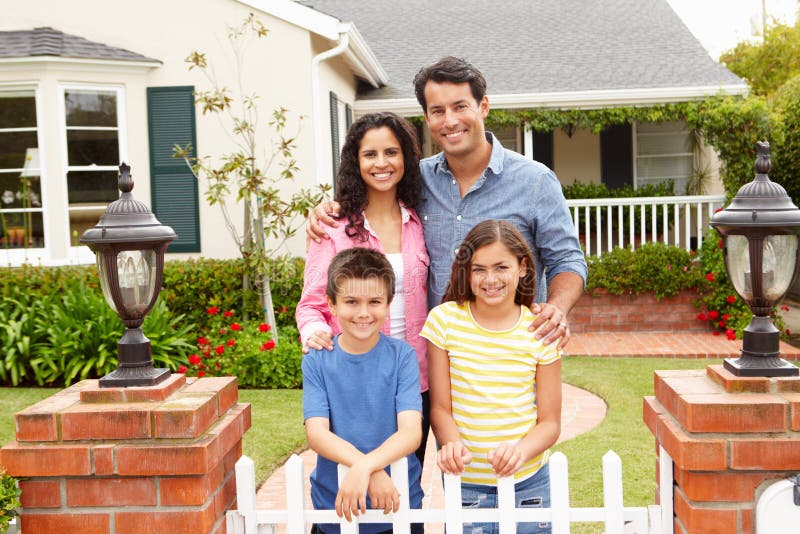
[417,132,587,309]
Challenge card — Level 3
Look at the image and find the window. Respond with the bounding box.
[329,92,352,193]
[62,86,125,242]
[635,121,692,193]
[0,89,44,249]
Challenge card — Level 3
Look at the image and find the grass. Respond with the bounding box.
[0,357,722,511]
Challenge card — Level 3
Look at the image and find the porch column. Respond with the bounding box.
[0,375,250,533]
[644,365,800,533]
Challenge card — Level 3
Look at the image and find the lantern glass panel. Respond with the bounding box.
[763,234,798,301]
[725,235,752,299]
[97,250,157,314]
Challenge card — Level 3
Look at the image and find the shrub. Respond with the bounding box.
[585,242,703,299]
[0,470,19,533]
[179,305,302,389]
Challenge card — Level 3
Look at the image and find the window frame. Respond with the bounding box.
[0,82,48,264]
[58,83,128,254]
[633,120,693,193]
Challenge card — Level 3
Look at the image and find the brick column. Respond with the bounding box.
[644,365,800,533]
[0,375,251,534]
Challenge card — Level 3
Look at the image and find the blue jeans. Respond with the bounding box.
[460,464,551,534]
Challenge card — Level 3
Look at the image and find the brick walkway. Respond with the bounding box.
[252,330,800,531]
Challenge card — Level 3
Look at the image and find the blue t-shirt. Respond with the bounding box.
[302,334,423,534]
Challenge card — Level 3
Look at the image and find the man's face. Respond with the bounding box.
[423,81,489,159]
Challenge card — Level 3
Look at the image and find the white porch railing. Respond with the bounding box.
[566,195,726,257]
[227,449,671,534]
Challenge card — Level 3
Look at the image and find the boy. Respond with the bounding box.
[302,247,423,534]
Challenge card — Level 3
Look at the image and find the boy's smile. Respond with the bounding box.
[327,277,391,354]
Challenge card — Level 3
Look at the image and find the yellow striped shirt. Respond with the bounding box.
[421,301,560,485]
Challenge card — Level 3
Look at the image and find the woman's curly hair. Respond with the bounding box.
[334,112,423,241]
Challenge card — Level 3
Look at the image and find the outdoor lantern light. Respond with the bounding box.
[80,163,177,387]
[710,141,800,377]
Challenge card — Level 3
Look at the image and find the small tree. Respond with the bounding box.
[175,15,328,343]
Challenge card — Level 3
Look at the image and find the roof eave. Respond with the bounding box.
[238,0,387,87]
[0,55,162,70]
[354,84,750,117]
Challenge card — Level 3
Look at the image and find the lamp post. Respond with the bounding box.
[710,141,800,377]
[80,163,177,387]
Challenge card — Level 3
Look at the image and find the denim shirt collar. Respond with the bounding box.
[431,131,505,178]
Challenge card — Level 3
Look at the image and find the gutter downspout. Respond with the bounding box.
[311,29,349,187]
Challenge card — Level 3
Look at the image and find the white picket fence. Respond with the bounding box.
[227,448,674,534]
[566,194,726,257]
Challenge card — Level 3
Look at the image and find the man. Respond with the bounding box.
[308,56,587,349]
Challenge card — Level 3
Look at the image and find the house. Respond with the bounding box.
[0,0,746,267]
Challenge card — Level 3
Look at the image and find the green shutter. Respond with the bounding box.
[330,91,340,193]
[147,86,200,252]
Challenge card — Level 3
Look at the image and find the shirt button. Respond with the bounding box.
[423,215,428,221]
[454,248,459,255]
[456,215,462,221]
[452,179,456,185]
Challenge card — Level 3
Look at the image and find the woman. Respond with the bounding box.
[296,112,430,466]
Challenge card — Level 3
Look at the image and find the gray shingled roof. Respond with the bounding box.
[303,0,745,100]
[0,27,159,63]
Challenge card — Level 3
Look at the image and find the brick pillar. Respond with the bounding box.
[0,375,251,534]
[644,365,800,533]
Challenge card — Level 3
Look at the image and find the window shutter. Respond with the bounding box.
[345,103,353,130]
[330,92,340,191]
[147,86,200,252]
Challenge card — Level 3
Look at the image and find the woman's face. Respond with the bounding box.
[358,126,405,196]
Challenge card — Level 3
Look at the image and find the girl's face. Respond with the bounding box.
[358,126,405,196]
[469,240,526,307]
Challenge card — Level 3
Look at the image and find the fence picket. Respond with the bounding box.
[497,475,516,534]
[390,458,411,534]
[444,473,463,533]
[602,451,625,533]
[232,455,257,534]
[286,455,306,534]
[549,452,570,534]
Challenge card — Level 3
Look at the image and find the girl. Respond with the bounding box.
[296,112,431,466]
[421,220,561,534]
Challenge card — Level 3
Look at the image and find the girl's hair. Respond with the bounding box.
[443,220,536,307]
[334,112,423,241]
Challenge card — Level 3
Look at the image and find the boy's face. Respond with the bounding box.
[327,276,391,352]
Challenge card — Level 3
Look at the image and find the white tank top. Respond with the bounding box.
[386,252,406,340]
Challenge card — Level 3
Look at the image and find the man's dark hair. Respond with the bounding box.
[326,248,396,303]
[413,56,487,112]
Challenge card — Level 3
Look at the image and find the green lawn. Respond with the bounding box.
[0,357,721,508]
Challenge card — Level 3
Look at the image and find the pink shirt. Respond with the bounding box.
[296,205,430,392]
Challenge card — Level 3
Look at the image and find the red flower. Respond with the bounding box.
[712,330,720,336]
[787,329,792,336]
[280,306,288,313]
[219,327,228,335]
[223,310,234,317]
[726,295,736,304]
[718,239,723,248]
[261,339,276,351]
[189,354,202,365]
[705,273,716,282]
[177,365,188,374]
[715,207,724,213]
[230,323,242,331]
[696,313,707,321]
[215,345,225,355]
[198,337,208,346]
[722,313,731,321]
[726,329,736,340]
[718,321,726,328]
[781,305,790,312]
[197,370,206,378]
[207,306,219,315]
[258,323,271,333]
[226,338,236,347]
[708,310,719,321]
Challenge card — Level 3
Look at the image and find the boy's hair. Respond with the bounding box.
[326,248,396,303]
[335,112,423,242]
[443,220,536,307]
[413,56,488,112]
